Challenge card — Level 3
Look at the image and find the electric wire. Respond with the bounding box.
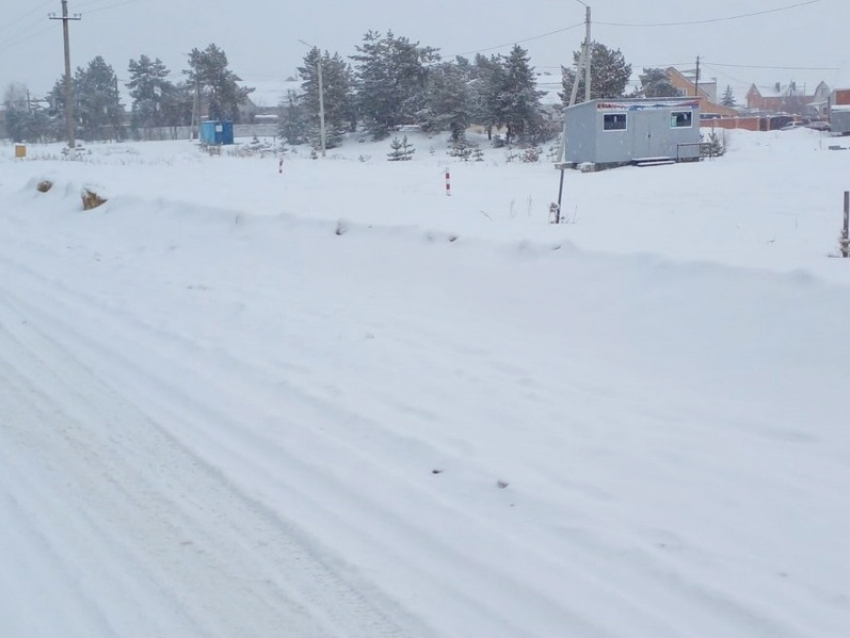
[80,0,139,17]
[702,61,839,71]
[451,22,584,58]
[597,0,825,28]
[0,0,53,37]
[0,22,55,57]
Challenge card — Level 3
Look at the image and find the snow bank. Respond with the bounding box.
[1,129,849,637]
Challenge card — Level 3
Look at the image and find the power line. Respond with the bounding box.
[702,61,839,71]
[451,22,584,57]
[597,0,825,28]
[75,0,122,9]
[0,23,56,56]
[81,0,138,16]
[0,0,53,37]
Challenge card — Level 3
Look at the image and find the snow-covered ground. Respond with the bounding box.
[1,129,849,637]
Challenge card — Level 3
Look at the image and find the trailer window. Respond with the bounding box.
[671,111,693,128]
[603,113,627,131]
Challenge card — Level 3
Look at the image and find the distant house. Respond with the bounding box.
[561,97,701,170]
[666,67,739,118]
[746,81,830,115]
[829,88,850,134]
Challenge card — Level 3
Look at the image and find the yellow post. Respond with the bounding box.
[14,144,26,159]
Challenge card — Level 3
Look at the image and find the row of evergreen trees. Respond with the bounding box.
[4,32,555,147]
[280,31,553,149]
[3,29,736,147]
[3,43,250,144]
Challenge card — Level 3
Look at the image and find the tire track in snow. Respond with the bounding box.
[0,292,425,637]
[0,230,629,637]
[0,243,761,638]
[0,218,827,637]
[0,243,576,637]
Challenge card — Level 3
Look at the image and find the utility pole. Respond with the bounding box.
[298,40,326,158]
[49,0,81,148]
[567,45,586,107]
[190,78,200,141]
[560,1,592,222]
[568,1,592,107]
[695,55,701,100]
[317,54,326,158]
[583,3,592,103]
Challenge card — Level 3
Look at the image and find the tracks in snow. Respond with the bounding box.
[0,269,419,637]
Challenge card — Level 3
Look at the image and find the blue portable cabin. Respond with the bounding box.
[199,120,234,145]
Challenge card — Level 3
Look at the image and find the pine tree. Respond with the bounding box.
[721,85,737,108]
[636,68,680,98]
[299,47,355,149]
[499,45,546,145]
[703,130,726,157]
[278,90,309,145]
[127,55,175,137]
[75,56,125,141]
[448,133,477,161]
[418,61,472,141]
[185,43,254,122]
[3,83,51,142]
[352,30,439,140]
[47,76,71,140]
[387,135,415,161]
[560,41,632,105]
[471,54,505,140]
[161,82,194,133]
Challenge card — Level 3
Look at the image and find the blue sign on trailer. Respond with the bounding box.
[199,121,234,145]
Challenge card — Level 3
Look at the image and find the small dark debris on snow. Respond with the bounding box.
[81,187,107,210]
[432,469,443,475]
[496,480,509,489]
[448,235,459,243]
[335,221,347,236]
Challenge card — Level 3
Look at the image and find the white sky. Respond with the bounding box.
[0,0,846,105]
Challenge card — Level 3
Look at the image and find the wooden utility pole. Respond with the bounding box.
[568,1,592,107]
[583,4,592,103]
[695,56,701,100]
[560,1,592,222]
[49,0,81,148]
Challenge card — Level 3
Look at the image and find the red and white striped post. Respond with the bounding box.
[445,168,451,196]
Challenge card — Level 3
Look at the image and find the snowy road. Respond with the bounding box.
[0,247,421,637]
[2,134,850,637]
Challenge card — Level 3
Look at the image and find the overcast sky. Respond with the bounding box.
[0,0,846,105]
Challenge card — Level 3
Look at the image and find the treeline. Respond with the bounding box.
[3,43,250,144]
[282,31,553,149]
[4,30,670,148]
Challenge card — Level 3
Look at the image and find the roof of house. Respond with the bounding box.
[749,81,829,99]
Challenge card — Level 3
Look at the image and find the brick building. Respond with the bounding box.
[746,81,830,114]
[666,68,739,118]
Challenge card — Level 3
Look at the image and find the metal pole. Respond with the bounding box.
[843,191,849,258]
[584,5,592,103]
[695,56,701,99]
[556,168,565,223]
[568,1,590,107]
[60,0,74,148]
[568,45,586,108]
[50,0,81,148]
[317,54,326,158]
